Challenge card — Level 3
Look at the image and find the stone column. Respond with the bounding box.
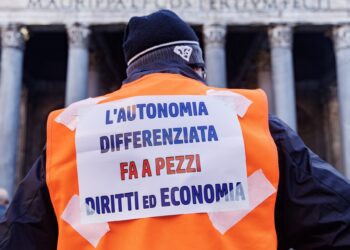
[88,52,100,97]
[269,25,297,130]
[323,85,342,172]
[203,24,227,88]
[333,25,350,177]
[257,50,274,113]
[65,23,90,106]
[0,24,26,195]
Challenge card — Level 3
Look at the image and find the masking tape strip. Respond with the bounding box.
[206,89,252,118]
[61,195,110,248]
[208,169,276,234]
[55,97,107,131]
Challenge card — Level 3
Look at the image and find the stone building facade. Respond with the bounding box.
[0,0,349,195]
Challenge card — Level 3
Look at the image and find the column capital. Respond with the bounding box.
[268,25,293,49]
[67,23,90,49]
[203,24,227,46]
[1,24,27,50]
[333,25,350,51]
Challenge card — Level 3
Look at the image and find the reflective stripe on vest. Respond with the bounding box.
[46,73,279,250]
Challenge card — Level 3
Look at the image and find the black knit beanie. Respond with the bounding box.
[123,10,205,72]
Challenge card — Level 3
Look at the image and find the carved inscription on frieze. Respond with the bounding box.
[26,0,334,12]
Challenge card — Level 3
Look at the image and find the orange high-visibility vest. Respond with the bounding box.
[46,73,279,250]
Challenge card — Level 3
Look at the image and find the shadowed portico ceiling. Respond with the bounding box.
[0,0,350,25]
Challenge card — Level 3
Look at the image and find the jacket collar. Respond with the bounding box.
[123,60,207,85]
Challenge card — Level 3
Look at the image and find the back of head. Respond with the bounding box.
[123,10,205,74]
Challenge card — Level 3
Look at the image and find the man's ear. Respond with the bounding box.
[192,67,207,80]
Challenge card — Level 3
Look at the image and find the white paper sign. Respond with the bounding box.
[75,95,250,224]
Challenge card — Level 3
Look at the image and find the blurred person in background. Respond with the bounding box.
[0,189,9,217]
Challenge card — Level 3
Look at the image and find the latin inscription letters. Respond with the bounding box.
[26,0,332,12]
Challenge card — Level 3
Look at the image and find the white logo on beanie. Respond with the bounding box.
[174,45,193,62]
